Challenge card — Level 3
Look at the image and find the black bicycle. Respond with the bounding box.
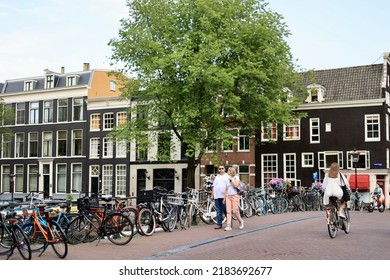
[326,196,350,238]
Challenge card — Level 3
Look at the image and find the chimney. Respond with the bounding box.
[83,63,90,71]
[60,67,65,74]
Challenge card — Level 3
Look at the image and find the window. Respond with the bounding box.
[29,102,39,124]
[90,138,100,158]
[239,165,249,185]
[318,151,343,170]
[222,130,235,151]
[365,114,380,141]
[45,75,55,89]
[157,131,171,160]
[2,135,11,158]
[284,153,296,181]
[91,114,100,131]
[110,80,116,91]
[261,122,277,141]
[2,104,12,126]
[283,119,300,140]
[42,132,53,157]
[28,132,38,157]
[302,153,314,167]
[72,98,83,121]
[238,130,250,151]
[103,113,114,130]
[15,133,24,158]
[310,118,320,143]
[57,164,67,193]
[66,75,79,86]
[117,112,127,126]
[16,103,25,125]
[28,165,38,192]
[116,139,127,158]
[24,80,36,91]
[103,137,113,158]
[15,165,24,193]
[136,136,148,161]
[305,84,326,103]
[137,105,148,129]
[116,165,126,197]
[346,150,370,169]
[57,131,67,156]
[71,163,82,193]
[72,130,83,156]
[43,100,53,123]
[261,154,277,186]
[1,165,10,192]
[102,165,113,195]
[58,99,68,122]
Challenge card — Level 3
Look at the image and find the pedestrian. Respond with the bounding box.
[322,162,350,218]
[211,165,229,229]
[374,184,385,205]
[224,166,244,231]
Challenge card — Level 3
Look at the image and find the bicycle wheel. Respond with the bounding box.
[199,203,212,224]
[274,198,288,214]
[178,206,189,229]
[104,212,133,245]
[0,224,12,255]
[50,221,68,259]
[187,203,196,228]
[137,207,156,236]
[21,222,46,252]
[13,224,32,260]
[167,205,178,232]
[343,208,351,234]
[83,213,101,243]
[327,208,337,238]
[160,204,171,231]
[209,201,225,224]
[258,196,268,216]
[121,207,139,234]
[243,198,252,218]
[251,197,261,216]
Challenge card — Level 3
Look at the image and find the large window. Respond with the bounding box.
[28,132,38,157]
[29,102,39,124]
[43,100,53,123]
[1,165,10,192]
[103,137,113,158]
[117,112,127,126]
[28,165,38,192]
[91,114,100,131]
[157,131,171,160]
[103,113,114,130]
[2,135,11,158]
[318,151,343,170]
[283,119,300,140]
[73,98,83,121]
[346,150,370,169]
[261,122,277,142]
[58,99,68,122]
[116,139,127,158]
[15,165,24,193]
[72,129,83,156]
[262,154,277,186]
[57,131,67,156]
[57,164,67,193]
[42,132,53,157]
[45,75,55,89]
[310,118,320,143]
[302,153,314,168]
[15,133,24,158]
[116,165,126,197]
[102,165,113,195]
[238,130,250,151]
[365,114,380,141]
[16,103,25,125]
[284,153,296,181]
[90,138,101,158]
[71,163,82,193]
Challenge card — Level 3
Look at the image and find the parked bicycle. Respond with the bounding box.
[68,194,134,245]
[186,189,223,226]
[0,202,31,260]
[326,196,350,238]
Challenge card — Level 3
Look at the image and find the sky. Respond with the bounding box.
[1,0,390,81]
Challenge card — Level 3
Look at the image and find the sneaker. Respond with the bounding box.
[239,220,244,229]
[224,226,232,231]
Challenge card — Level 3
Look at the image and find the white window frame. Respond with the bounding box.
[261,122,277,142]
[90,138,100,158]
[310,118,320,144]
[283,119,300,141]
[283,153,296,181]
[261,154,278,186]
[90,113,101,131]
[365,114,380,142]
[115,165,127,197]
[103,112,114,131]
[301,152,314,168]
[346,150,370,170]
[42,131,53,157]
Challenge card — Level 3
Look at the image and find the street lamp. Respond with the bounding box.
[351,149,360,191]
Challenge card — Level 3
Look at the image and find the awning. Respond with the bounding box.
[349,174,370,191]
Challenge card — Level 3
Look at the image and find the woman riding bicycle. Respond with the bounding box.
[322,162,350,218]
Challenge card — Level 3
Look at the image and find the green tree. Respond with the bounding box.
[109,0,306,188]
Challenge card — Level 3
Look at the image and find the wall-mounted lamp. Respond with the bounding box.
[174,170,179,180]
[145,170,150,180]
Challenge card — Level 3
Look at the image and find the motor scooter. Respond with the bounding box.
[368,193,385,213]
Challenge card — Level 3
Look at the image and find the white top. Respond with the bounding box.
[226,175,240,195]
[212,173,229,199]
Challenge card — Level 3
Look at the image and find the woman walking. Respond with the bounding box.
[224,167,244,231]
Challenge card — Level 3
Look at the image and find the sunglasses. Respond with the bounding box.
[218,168,224,170]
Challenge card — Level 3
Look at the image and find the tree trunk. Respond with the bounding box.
[186,154,197,189]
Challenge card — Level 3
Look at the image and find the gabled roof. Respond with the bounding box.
[304,64,384,102]
[0,71,92,94]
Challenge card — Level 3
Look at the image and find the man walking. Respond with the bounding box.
[212,166,229,229]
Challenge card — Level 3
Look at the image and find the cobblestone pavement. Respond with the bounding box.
[3,210,390,260]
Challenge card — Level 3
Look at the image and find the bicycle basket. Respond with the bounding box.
[137,190,156,203]
[77,196,99,211]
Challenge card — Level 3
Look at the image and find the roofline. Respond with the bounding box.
[296,98,385,110]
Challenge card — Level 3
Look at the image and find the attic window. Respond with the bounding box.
[24,80,37,91]
[110,80,116,91]
[66,75,80,86]
[45,74,57,89]
[305,84,326,103]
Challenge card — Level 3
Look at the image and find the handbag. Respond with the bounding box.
[339,173,351,202]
